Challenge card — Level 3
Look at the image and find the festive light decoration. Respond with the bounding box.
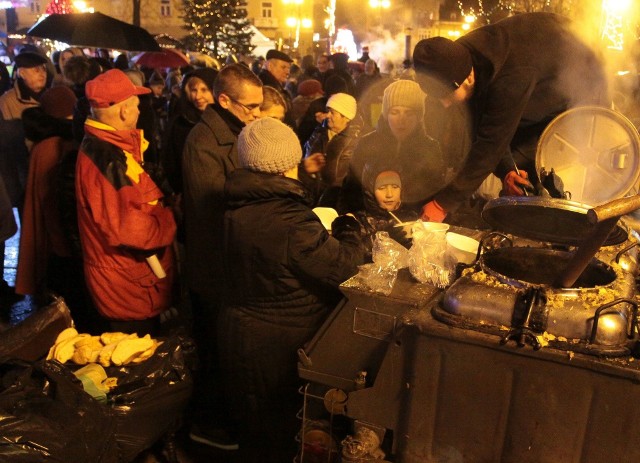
[456,0,576,24]
[182,0,254,58]
[45,0,76,14]
[601,0,631,50]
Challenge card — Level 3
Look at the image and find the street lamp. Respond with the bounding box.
[283,0,311,51]
[368,0,390,29]
[286,17,310,50]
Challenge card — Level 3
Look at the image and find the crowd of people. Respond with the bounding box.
[0,11,620,463]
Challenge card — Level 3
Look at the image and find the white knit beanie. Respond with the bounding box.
[238,118,302,174]
[382,80,425,119]
[326,92,357,120]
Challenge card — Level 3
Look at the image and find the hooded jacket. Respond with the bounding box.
[433,13,608,211]
[16,109,76,296]
[0,78,42,120]
[338,117,445,214]
[75,119,176,320]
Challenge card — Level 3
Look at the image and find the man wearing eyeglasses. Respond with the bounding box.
[181,63,263,451]
[258,49,296,127]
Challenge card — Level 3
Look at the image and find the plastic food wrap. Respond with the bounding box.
[354,232,410,295]
[409,225,455,288]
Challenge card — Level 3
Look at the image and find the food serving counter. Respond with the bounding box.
[298,250,640,463]
[297,106,640,462]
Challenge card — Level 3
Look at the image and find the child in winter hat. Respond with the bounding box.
[238,118,301,175]
[381,79,426,119]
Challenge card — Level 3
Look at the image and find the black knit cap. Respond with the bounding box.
[412,37,472,97]
[266,49,293,63]
[14,51,49,69]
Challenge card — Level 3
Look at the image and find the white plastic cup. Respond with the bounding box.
[421,221,450,234]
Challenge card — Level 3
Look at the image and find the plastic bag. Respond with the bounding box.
[354,232,410,295]
[0,360,119,463]
[0,335,193,463]
[0,297,73,363]
[409,226,455,288]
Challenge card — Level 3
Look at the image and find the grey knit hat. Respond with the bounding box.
[382,80,426,118]
[238,118,302,174]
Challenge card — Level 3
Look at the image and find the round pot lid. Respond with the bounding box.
[536,106,640,205]
[481,196,628,246]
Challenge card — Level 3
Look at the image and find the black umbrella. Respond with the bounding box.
[26,12,160,52]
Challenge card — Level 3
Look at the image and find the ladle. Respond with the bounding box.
[556,195,640,288]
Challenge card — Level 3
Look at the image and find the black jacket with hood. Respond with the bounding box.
[433,13,609,212]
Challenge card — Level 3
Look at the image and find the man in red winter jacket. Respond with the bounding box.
[75,69,176,335]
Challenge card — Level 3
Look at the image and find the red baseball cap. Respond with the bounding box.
[85,68,151,108]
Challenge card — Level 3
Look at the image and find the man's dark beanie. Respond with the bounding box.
[412,37,472,97]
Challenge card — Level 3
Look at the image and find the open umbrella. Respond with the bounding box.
[131,48,189,69]
[26,12,160,52]
[154,33,185,49]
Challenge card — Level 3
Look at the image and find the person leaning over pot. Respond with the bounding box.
[413,12,609,223]
[220,117,367,463]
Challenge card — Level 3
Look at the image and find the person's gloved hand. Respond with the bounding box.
[502,170,533,196]
[388,224,412,249]
[421,200,447,223]
[303,153,326,174]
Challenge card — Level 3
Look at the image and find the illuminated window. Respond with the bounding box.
[262,2,272,18]
[161,0,171,16]
[30,1,40,13]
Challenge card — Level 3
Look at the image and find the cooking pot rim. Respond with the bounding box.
[479,246,616,290]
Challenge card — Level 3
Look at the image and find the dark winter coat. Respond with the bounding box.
[338,117,445,214]
[223,168,365,313]
[301,122,360,207]
[161,96,202,194]
[182,103,243,301]
[219,168,366,459]
[433,12,609,212]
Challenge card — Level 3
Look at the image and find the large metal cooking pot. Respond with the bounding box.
[440,229,637,351]
[480,246,616,289]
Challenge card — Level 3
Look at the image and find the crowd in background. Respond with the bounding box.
[0,41,442,463]
[1,12,631,460]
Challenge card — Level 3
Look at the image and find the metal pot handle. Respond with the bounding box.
[588,298,639,344]
[614,242,639,264]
